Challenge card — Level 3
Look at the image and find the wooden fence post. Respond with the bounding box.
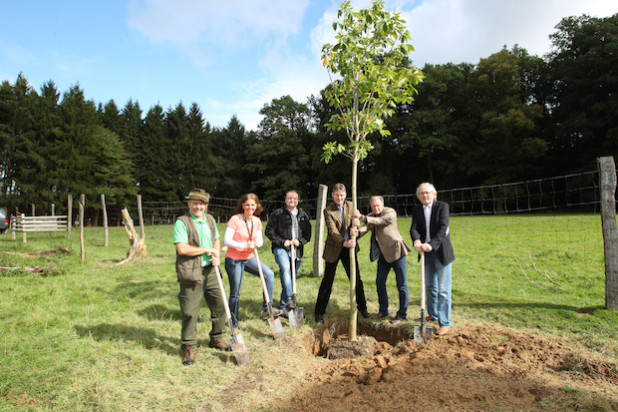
[51,204,56,237]
[598,156,618,310]
[312,184,328,277]
[101,194,108,247]
[137,194,145,239]
[67,195,72,239]
[79,194,85,262]
[21,213,26,243]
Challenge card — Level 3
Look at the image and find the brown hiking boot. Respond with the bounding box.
[182,345,195,365]
[209,341,232,352]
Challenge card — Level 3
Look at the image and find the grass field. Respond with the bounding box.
[0,214,616,411]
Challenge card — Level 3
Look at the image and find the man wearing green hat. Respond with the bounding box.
[174,188,231,366]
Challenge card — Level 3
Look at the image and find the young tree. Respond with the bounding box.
[321,0,423,339]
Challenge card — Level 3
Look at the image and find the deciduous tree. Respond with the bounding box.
[321,0,423,339]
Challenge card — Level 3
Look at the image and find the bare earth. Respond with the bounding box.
[274,323,618,412]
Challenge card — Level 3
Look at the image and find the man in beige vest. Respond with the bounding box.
[174,188,230,366]
[354,196,410,324]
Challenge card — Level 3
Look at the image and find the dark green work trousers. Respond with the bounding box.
[178,265,226,347]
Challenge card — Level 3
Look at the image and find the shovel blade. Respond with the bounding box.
[413,326,433,344]
[288,309,299,328]
[267,317,285,339]
[230,333,250,365]
[296,307,304,327]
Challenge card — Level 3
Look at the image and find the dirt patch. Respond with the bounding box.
[284,323,618,412]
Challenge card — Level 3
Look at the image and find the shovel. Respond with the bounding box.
[287,245,304,328]
[414,252,433,344]
[253,248,285,339]
[214,265,249,365]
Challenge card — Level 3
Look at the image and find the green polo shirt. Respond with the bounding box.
[173,212,220,267]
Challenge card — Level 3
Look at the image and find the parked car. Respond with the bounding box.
[0,207,9,233]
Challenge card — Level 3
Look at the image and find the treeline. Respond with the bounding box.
[1,14,616,213]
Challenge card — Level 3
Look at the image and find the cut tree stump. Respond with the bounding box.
[117,208,147,265]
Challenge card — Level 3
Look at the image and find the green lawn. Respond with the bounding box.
[0,214,615,411]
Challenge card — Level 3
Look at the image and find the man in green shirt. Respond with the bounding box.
[174,188,230,366]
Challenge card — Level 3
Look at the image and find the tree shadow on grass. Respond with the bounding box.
[73,323,177,356]
[137,304,181,321]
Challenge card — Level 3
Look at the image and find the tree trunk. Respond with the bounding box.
[349,156,359,340]
[117,207,147,265]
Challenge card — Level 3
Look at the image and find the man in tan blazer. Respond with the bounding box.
[354,196,410,324]
[314,183,370,323]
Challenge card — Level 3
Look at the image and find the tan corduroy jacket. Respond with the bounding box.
[358,206,410,263]
[322,200,359,263]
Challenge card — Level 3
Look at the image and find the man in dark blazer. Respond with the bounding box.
[410,182,455,335]
[354,196,410,324]
[314,183,370,323]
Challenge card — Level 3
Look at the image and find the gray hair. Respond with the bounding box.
[416,182,437,197]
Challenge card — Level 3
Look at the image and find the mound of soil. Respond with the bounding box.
[284,324,618,412]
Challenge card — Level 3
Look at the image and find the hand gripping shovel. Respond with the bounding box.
[214,266,250,365]
[253,248,285,339]
[414,252,433,344]
[287,245,304,328]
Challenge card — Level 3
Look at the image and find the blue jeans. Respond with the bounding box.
[224,256,275,324]
[376,254,409,319]
[273,247,301,310]
[424,252,452,328]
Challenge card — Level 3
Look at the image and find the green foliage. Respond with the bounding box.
[549,13,618,170]
[321,0,423,168]
[246,95,312,200]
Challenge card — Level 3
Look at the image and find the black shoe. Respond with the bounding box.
[285,297,295,311]
[314,314,324,324]
[360,309,371,319]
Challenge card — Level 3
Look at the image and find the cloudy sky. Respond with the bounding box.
[2,0,616,130]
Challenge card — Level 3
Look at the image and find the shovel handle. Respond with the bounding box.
[214,265,233,323]
[291,244,297,295]
[253,248,272,307]
[420,252,426,314]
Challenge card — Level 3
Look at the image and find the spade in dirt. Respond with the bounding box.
[414,252,433,344]
[287,245,304,328]
[253,248,285,339]
[214,265,250,364]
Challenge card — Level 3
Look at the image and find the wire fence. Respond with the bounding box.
[9,168,608,227]
[138,169,604,225]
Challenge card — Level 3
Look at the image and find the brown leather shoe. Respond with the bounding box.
[182,345,195,365]
[436,327,451,336]
[209,341,232,352]
[377,312,389,318]
[390,316,405,324]
[416,316,437,322]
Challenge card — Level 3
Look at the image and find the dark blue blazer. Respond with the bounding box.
[410,200,455,265]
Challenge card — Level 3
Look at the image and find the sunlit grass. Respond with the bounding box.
[0,214,616,411]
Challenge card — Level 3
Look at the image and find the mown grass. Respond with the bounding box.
[0,214,616,411]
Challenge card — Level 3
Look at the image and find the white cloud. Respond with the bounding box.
[401,0,618,66]
[127,0,310,48]
[204,45,331,130]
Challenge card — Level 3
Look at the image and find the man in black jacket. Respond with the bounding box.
[410,183,455,335]
[265,190,312,312]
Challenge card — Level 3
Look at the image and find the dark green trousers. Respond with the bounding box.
[178,265,226,347]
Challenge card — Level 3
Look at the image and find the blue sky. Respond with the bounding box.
[2,0,616,131]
